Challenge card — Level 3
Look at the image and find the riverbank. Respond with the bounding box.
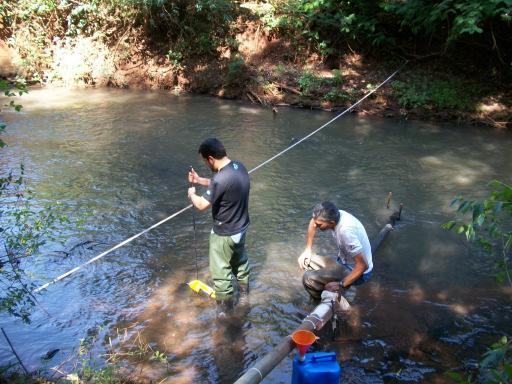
[10,55,512,129]
[6,41,511,129]
[109,21,512,128]
[1,25,510,129]
[2,0,511,129]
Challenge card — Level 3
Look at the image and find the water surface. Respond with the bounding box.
[1,88,511,383]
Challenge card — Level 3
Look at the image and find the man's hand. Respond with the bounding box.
[298,248,312,270]
[324,281,342,292]
[188,187,196,199]
[188,168,200,184]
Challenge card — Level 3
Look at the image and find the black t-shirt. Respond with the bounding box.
[203,160,250,236]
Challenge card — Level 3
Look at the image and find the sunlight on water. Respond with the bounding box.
[419,154,493,187]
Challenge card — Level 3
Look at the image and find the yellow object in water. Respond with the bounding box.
[187,280,216,299]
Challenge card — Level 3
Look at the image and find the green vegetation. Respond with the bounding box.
[444,181,512,382]
[0,80,25,148]
[1,0,242,82]
[1,1,510,122]
[0,0,511,381]
[2,1,510,80]
[1,326,170,383]
[225,56,247,87]
[261,0,511,64]
[297,68,349,101]
[322,89,348,103]
[391,77,477,111]
[443,180,511,285]
[331,69,343,86]
[447,336,512,384]
[297,69,321,96]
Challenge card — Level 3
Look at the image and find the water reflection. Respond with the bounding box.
[1,88,511,382]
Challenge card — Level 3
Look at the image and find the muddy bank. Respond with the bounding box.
[1,25,510,129]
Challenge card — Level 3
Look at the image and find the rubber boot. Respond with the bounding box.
[236,283,250,317]
[216,298,234,320]
[238,283,249,307]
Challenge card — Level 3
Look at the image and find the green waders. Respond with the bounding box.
[209,231,249,301]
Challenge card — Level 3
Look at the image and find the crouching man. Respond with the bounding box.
[298,201,373,301]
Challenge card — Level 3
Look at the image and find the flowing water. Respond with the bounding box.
[1,88,511,383]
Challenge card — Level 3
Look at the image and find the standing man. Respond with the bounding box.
[187,138,251,317]
[298,201,373,301]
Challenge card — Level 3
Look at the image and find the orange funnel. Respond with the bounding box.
[292,330,318,360]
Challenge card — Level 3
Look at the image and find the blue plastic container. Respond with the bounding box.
[291,352,341,384]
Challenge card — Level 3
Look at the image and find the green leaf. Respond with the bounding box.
[442,221,457,230]
[474,214,485,227]
[458,200,471,213]
[445,371,463,381]
[492,201,503,214]
[504,364,512,379]
[472,202,483,219]
[457,224,468,235]
[488,180,503,189]
[496,271,506,284]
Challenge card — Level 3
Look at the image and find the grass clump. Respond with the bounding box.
[391,77,479,111]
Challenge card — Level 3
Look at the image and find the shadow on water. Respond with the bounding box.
[108,270,258,383]
[1,88,511,383]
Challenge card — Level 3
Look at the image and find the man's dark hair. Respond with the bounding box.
[312,201,340,223]
[198,138,227,160]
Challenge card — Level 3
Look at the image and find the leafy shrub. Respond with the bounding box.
[331,69,343,86]
[384,0,512,45]
[275,64,287,75]
[256,0,510,66]
[443,180,512,285]
[447,332,511,383]
[0,80,26,146]
[264,0,388,56]
[444,179,511,383]
[166,49,183,68]
[322,88,348,103]
[3,0,242,81]
[130,0,240,59]
[262,81,279,95]
[298,69,322,96]
[224,57,247,87]
[391,78,476,111]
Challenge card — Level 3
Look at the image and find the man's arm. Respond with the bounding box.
[305,217,317,250]
[188,167,210,187]
[188,187,211,211]
[325,253,368,291]
[298,218,317,270]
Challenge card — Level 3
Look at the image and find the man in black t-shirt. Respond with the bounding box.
[187,138,250,317]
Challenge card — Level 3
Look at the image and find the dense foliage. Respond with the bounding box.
[2,0,511,83]
[1,0,242,81]
[263,0,512,63]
